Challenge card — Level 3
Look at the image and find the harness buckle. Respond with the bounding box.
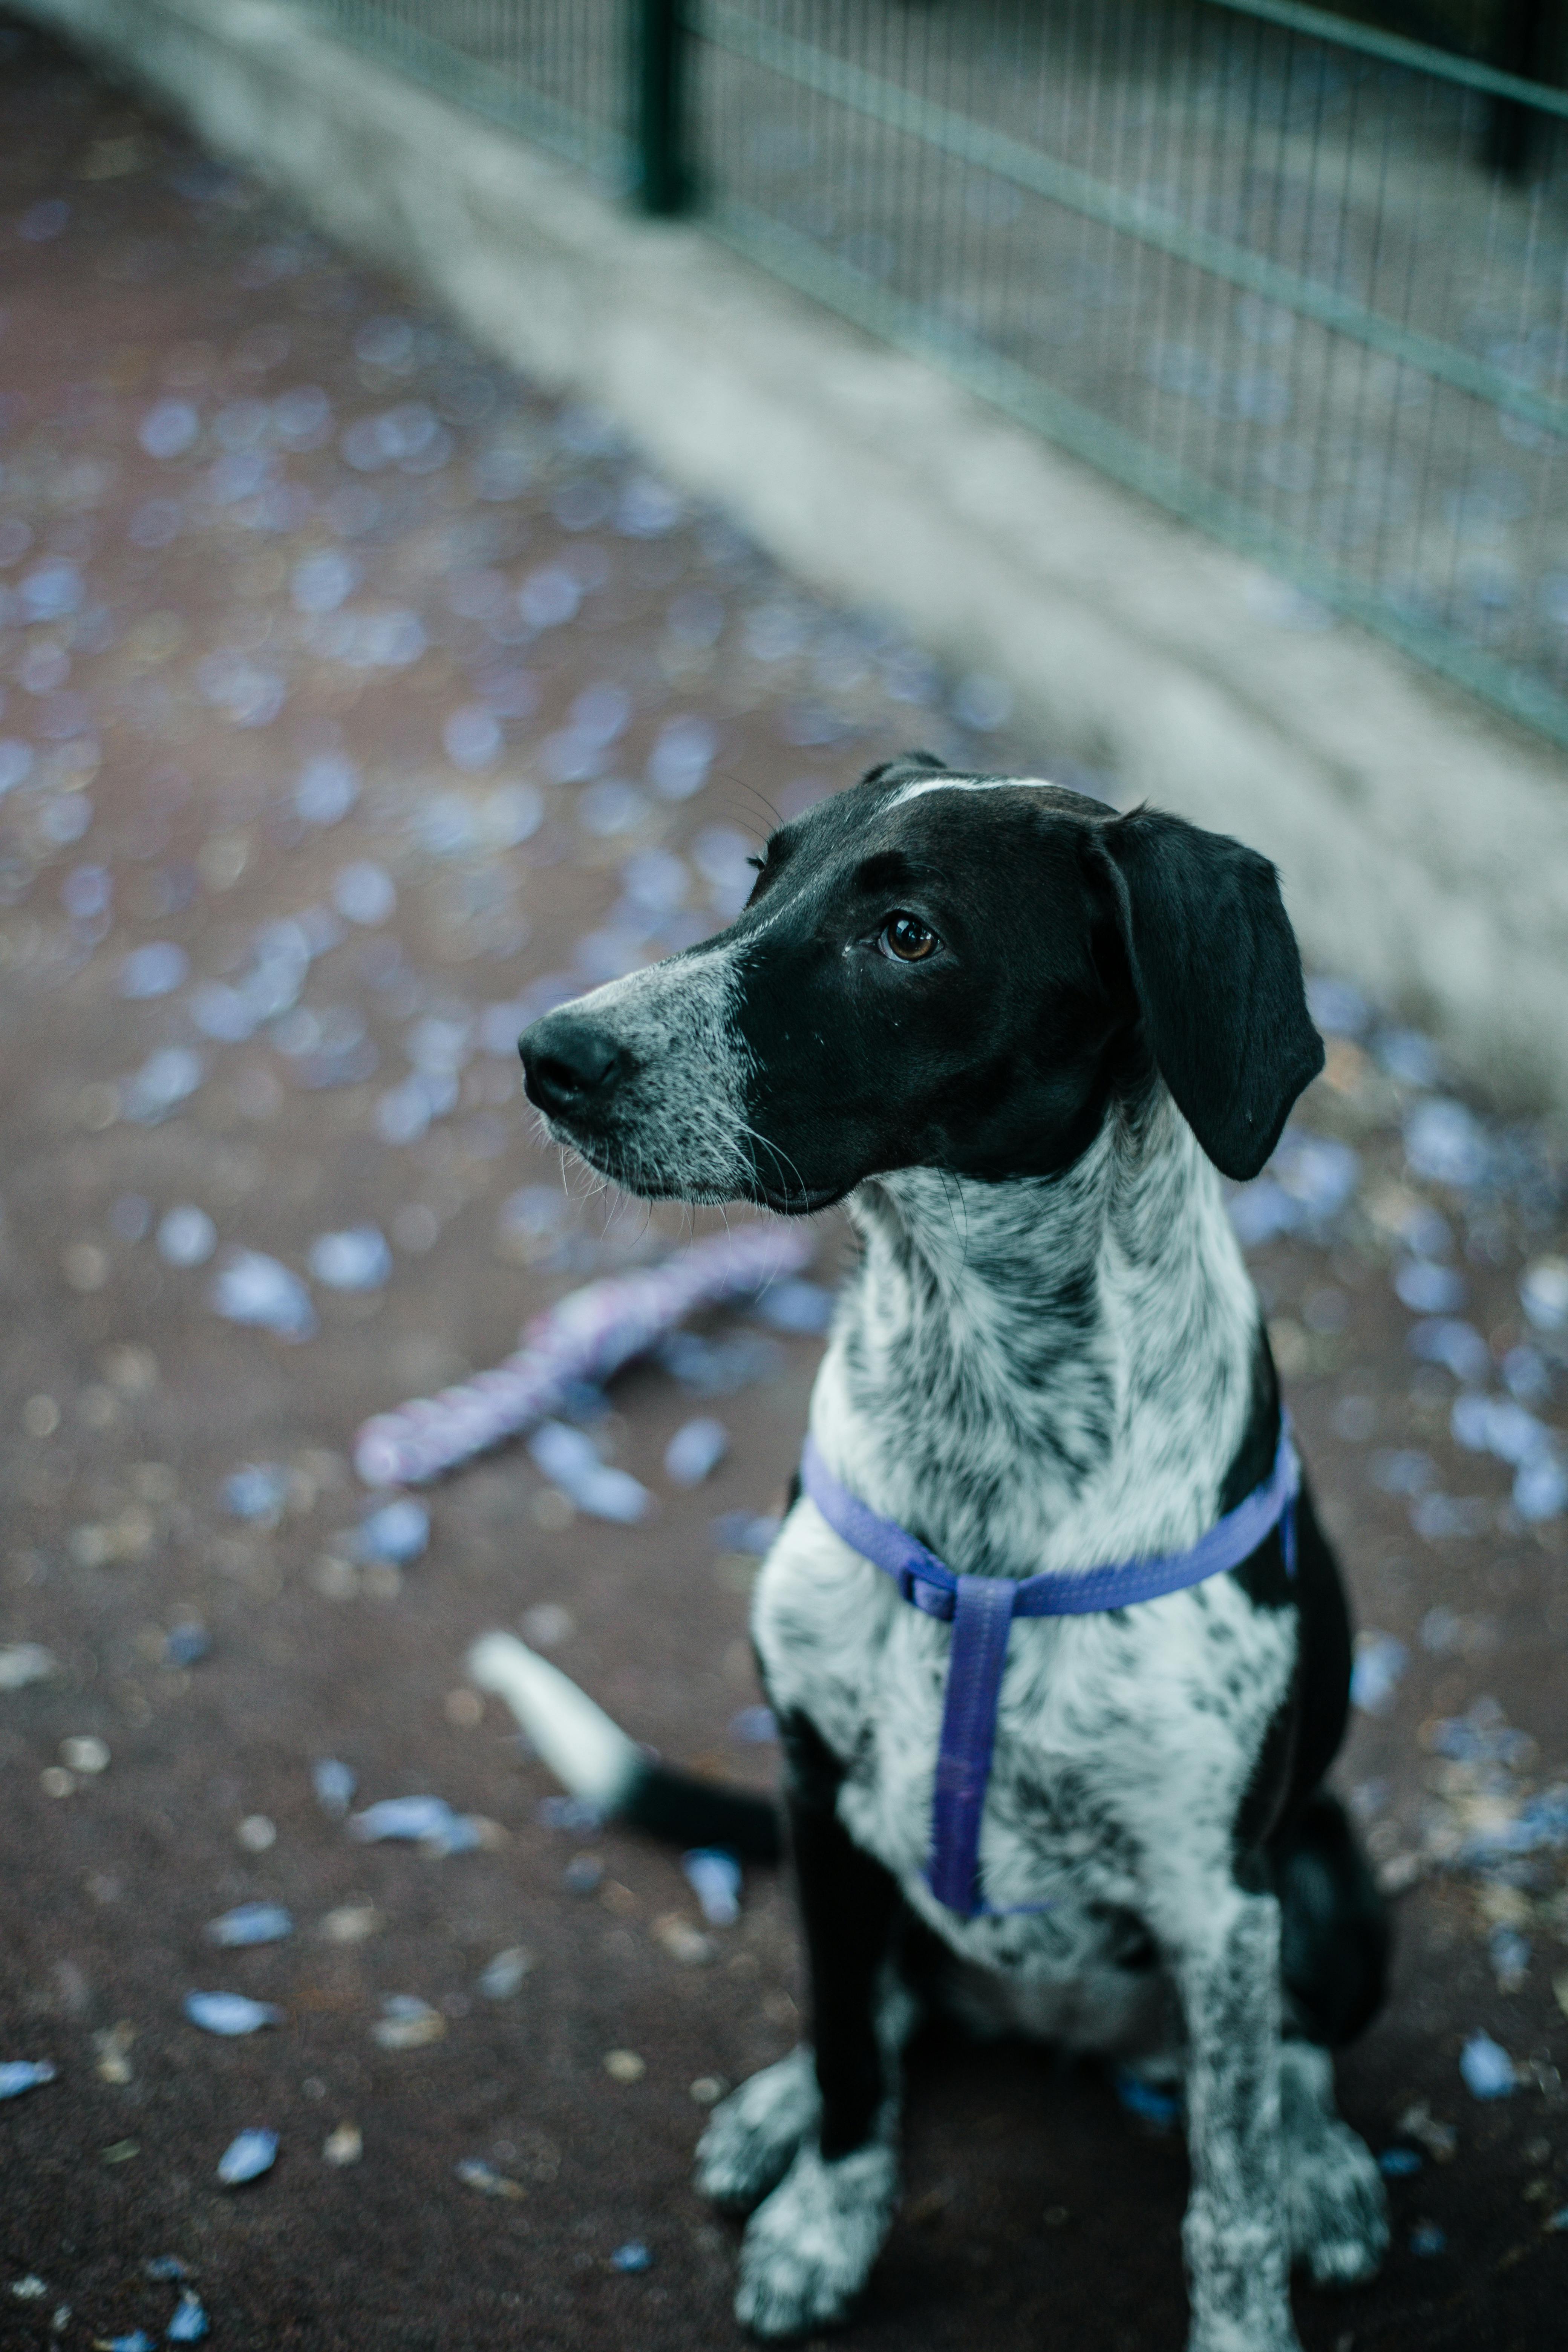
[900,1567,952,1619]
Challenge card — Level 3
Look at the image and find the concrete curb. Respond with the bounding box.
[21,0,1568,1104]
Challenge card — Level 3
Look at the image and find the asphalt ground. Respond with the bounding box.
[0,19,1565,2351]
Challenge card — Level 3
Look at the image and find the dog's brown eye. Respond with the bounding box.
[880,914,938,963]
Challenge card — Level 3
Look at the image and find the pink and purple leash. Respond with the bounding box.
[354,1222,815,1488]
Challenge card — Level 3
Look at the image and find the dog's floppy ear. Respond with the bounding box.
[861,749,948,788]
[1091,807,1323,1181]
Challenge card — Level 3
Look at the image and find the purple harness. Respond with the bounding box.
[798,1424,1300,1921]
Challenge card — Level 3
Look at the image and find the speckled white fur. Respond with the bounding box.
[737,1095,1375,2347]
[524,871,1385,2346]
[1278,2041,1390,2285]
[758,1098,1289,1968]
[538,945,756,1202]
[736,2135,901,2337]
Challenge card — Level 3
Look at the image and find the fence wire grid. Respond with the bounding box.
[306,0,1568,751]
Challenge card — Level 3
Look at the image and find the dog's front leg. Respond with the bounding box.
[1171,1888,1301,2352]
[732,1710,905,2340]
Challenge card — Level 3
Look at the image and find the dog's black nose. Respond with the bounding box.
[519,1012,628,1116]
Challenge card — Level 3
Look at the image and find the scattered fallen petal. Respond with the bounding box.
[210,1249,317,1340]
[1378,2147,1422,2177]
[729,1705,777,1744]
[166,2289,210,2340]
[165,1623,209,1668]
[663,1416,728,1486]
[752,1278,835,1334]
[1306,975,1367,1036]
[1521,1257,1568,1333]
[350,1795,454,1843]
[334,861,396,925]
[323,2121,362,2166]
[1409,2220,1446,2257]
[156,1207,216,1268]
[1350,1633,1407,1716]
[309,1226,392,1291]
[528,1421,650,1523]
[237,1815,276,1853]
[603,2048,645,2083]
[425,1812,502,1855]
[119,941,189,998]
[354,1498,429,1562]
[312,1759,356,1817]
[682,1848,741,1926]
[519,1602,573,1648]
[222,1464,291,1521]
[103,2331,155,2351]
[205,1902,292,1948]
[1515,1455,1568,1523]
[61,1735,110,1775]
[93,2021,135,2084]
[216,2129,277,2185]
[320,1902,383,1944]
[711,1510,781,1557]
[123,1047,204,1124]
[652,1914,715,1967]
[455,2157,525,2199]
[0,2060,57,2099]
[611,2240,652,2272]
[1408,1317,1489,1383]
[477,1947,532,2000]
[1114,2069,1182,2130]
[0,1644,57,1692]
[1393,1258,1466,1314]
[143,2258,186,2282]
[371,1995,446,2050]
[185,1992,282,2037]
[1459,2031,1515,2099]
[296,751,359,824]
[1404,1098,1488,1188]
[539,1793,603,1834]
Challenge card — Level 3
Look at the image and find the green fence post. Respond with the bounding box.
[636,0,691,215]
[1484,0,1550,176]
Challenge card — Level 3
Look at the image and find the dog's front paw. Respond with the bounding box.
[1187,2319,1301,2352]
[1278,2043,1389,2288]
[696,2046,821,2213]
[1285,2115,1389,2286]
[735,2138,898,2340]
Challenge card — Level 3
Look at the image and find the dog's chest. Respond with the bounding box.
[753,1499,1297,1978]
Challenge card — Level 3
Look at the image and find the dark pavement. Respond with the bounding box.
[0,20,1563,2350]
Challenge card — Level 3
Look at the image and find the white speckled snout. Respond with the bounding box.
[542,943,756,1202]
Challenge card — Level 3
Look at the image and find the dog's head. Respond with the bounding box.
[519,755,1323,1212]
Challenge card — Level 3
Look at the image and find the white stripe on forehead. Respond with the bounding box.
[884,774,1058,810]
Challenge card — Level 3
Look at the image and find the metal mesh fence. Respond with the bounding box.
[299,0,1568,749]
[308,0,628,175]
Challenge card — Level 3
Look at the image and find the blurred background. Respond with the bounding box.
[0,4,1566,2347]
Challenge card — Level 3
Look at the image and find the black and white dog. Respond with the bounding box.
[483,756,1391,2351]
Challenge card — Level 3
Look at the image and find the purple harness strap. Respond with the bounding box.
[799,1424,1300,1920]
